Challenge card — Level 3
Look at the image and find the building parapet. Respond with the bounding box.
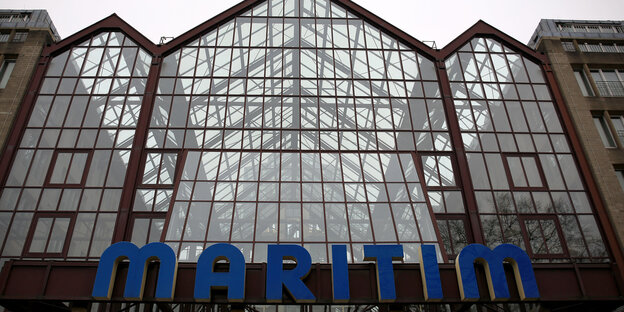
[529,19,624,49]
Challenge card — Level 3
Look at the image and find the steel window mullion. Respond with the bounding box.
[276,153,283,242]
[112,45,161,244]
[249,10,271,262]
[0,149,45,259]
[225,13,258,248]
[159,150,188,246]
[534,218,550,255]
[437,47,486,246]
[410,152,448,261]
[202,152,224,247]
[297,152,306,250]
[597,69,613,96]
[250,152,262,261]
[42,217,58,255]
[334,152,353,254]
[375,153,401,252]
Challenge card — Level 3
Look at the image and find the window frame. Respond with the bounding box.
[138,149,183,188]
[418,152,460,191]
[610,115,624,147]
[557,23,623,34]
[615,168,624,193]
[128,212,167,245]
[502,153,548,191]
[0,13,30,23]
[0,58,16,89]
[11,31,28,43]
[518,214,569,259]
[589,68,624,97]
[44,149,94,187]
[0,31,10,43]
[573,68,595,97]
[434,214,471,259]
[561,40,576,52]
[592,114,617,148]
[22,212,76,258]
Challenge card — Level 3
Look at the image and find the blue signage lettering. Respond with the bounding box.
[92,242,539,302]
[195,243,246,301]
[456,244,540,301]
[363,245,404,302]
[266,244,316,302]
[419,244,443,300]
[92,242,177,300]
[331,245,350,301]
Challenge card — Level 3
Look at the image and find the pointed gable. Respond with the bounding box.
[441,20,547,64]
[159,0,437,59]
[43,14,158,58]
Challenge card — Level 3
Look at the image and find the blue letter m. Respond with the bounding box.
[92,242,178,300]
[455,244,539,301]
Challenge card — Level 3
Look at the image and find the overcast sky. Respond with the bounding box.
[2,0,623,47]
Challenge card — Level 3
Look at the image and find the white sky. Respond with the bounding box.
[1,0,623,47]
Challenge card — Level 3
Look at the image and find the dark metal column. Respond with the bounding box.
[435,59,485,245]
[112,56,163,242]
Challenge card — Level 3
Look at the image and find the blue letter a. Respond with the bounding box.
[195,243,246,301]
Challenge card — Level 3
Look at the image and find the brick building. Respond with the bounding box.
[0,10,60,150]
[529,19,624,254]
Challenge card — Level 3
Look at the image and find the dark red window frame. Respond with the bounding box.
[137,149,183,189]
[502,153,548,191]
[22,212,77,258]
[128,212,168,245]
[44,149,94,187]
[518,214,569,259]
[417,152,461,191]
[434,214,472,259]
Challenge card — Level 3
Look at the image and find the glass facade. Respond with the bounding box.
[445,38,606,262]
[0,32,150,264]
[145,0,449,264]
[0,0,612,273]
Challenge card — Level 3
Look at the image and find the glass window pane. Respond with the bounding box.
[186,203,210,240]
[507,157,527,187]
[68,213,95,257]
[255,203,278,241]
[370,203,396,242]
[467,153,490,189]
[539,154,566,190]
[89,213,116,257]
[574,70,594,96]
[29,218,53,253]
[593,116,616,147]
[392,203,420,241]
[347,203,372,242]
[231,203,256,241]
[279,203,301,241]
[47,218,70,253]
[131,218,149,246]
[325,203,348,242]
[301,203,325,243]
[66,153,88,184]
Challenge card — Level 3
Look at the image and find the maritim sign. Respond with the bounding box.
[91,242,540,302]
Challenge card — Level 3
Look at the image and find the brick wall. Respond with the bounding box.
[0,30,53,153]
